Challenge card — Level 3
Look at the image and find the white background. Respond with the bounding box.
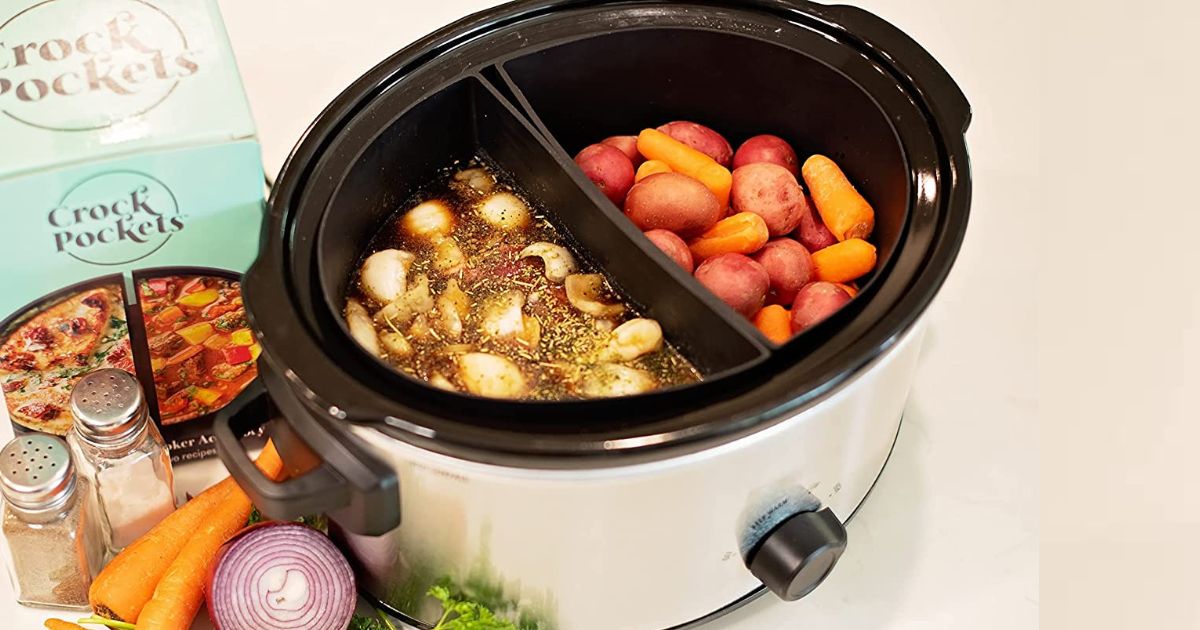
[0,0,1055,628]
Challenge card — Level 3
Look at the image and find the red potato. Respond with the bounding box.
[730,163,805,236]
[657,121,733,167]
[601,135,645,167]
[694,253,770,318]
[644,229,695,273]
[624,172,723,236]
[752,239,815,305]
[791,282,851,332]
[794,195,838,252]
[733,135,800,176]
[576,144,636,205]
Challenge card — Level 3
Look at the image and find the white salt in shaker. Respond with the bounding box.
[67,369,176,556]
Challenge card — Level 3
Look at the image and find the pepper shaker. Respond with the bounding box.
[0,434,103,609]
[67,368,176,556]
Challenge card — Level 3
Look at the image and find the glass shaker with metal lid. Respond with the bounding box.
[0,434,103,609]
[67,368,176,555]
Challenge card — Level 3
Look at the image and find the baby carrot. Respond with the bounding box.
[813,238,877,283]
[637,128,732,208]
[688,212,770,261]
[636,159,673,182]
[802,155,875,241]
[754,305,793,344]
[90,442,284,623]
[135,444,286,630]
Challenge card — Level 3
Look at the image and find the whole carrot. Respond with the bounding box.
[135,444,286,630]
[753,305,793,344]
[802,155,875,241]
[636,159,672,182]
[812,238,877,283]
[135,492,255,630]
[688,212,770,261]
[637,128,732,208]
[89,442,284,623]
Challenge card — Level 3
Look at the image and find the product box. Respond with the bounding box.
[0,0,265,462]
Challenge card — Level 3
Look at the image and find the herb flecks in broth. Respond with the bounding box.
[344,161,701,400]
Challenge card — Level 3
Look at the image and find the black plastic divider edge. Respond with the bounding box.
[488,63,778,350]
[478,65,525,120]
[470,72,770,376]
[491,63,542,131]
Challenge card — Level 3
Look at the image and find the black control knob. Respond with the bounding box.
[746,508,847,601]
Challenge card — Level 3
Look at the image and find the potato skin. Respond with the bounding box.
[752,239,814,305]
[733,134,800,176]
[624,172,722,236]
[793,195,838,252]
[576,143,636,205]
[694,253,770,317]
[730,163,806,236]
[657,121,734,167]
[601,135,645,167]
[791,282,851,332]
[644,229,695,273]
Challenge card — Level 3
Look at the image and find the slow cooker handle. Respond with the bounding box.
[806,2,972,132]
[214,379,401,536]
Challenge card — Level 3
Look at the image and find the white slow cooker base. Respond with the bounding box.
[366,410,905,630]
[344,325,925,630]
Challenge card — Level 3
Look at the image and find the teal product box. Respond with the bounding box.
[0,0,266,462]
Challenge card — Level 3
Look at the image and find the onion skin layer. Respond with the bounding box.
[206,522,356,630]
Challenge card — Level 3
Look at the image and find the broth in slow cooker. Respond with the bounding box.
[343,161,701,400]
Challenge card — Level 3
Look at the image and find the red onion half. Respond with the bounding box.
[206,522,356,630]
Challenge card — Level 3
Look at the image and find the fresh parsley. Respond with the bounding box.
[429,585,518,630]
[247,506,330,533]
[348,610,396,630]
[346,587,517,630]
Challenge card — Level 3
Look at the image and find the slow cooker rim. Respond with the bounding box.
[247,0,972,464]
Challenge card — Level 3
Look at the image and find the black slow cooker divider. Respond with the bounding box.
[309,73,770,426]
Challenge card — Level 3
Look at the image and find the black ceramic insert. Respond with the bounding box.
[498,27,907,318]
[312,75,766,394]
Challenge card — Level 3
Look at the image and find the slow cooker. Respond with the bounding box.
[214,1,972,628]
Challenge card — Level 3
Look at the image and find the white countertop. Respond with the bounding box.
[0,1,1039,628]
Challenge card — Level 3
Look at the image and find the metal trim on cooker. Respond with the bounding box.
[247,0,971,465]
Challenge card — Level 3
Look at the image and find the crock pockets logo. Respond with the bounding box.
[49,170,184,266]
[0,0,195,131]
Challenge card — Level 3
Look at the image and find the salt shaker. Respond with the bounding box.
[67,368,176,556]
[0,434,103,609]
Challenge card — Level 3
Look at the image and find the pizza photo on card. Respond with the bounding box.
[0,277,134,435]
